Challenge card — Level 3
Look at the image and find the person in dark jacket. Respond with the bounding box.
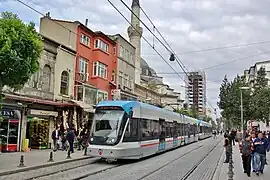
[51,126,60,151]
[254,132,269,176]
[240,134,253,177]
[66,127,76,153]
[224,134,231,163]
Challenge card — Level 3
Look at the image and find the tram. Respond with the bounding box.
[88,100,212,160]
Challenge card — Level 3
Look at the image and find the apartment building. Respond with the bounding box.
[110,34,138,100]
[185,71,206,115]
[244,60,270,86]
[40,16,117,106]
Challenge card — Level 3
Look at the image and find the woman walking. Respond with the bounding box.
[240,134,253,177]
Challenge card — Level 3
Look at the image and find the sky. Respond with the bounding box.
[2,0,270,118]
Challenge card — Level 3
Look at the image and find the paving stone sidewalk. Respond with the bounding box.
[213,142,269,180]
[0,149,89,174]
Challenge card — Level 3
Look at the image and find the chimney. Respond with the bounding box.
[85,19,88,26]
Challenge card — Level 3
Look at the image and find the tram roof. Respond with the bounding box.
[97,100,211,126]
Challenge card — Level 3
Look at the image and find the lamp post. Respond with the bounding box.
[240,86,250,136]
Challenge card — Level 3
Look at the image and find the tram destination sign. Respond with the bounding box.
[97,106,122,110]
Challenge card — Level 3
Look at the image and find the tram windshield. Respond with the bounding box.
[91,109,125,145]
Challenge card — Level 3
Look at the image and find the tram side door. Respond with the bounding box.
[172,121,178,147]
[158,118,165,151]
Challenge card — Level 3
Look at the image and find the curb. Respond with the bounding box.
[0,156,93,176]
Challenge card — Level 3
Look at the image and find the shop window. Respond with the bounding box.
[97,91,108,104]
[0,109,20,152]
[42,65,51,91]
[60,71,69,95]
[84,86,97,105]
[26,117,49,149]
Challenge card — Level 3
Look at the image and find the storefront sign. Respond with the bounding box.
[30,109,58,117]
[1,109,14,118]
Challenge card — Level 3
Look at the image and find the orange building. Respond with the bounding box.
[75,23,117,103]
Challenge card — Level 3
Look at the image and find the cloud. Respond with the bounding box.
[3,0,270,117]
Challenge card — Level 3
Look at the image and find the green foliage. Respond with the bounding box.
[202,116,212,123]
[0,11,43,121]
[218,75,252,128]
[218,67,270,128]
[0,11,43,90]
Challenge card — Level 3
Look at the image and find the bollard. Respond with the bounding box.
[48,151,54,162]
[227,145,234,180]
[66,150,71,159]
[18,155,25,167]
[84,147,87,156]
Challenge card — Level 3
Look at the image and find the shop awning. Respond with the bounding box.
[72,100,95,113]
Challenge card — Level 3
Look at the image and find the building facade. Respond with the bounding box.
[185,71,206,115]
[110,34,137,100]
[244,60,270,87]
[40,16,118,104]
[0,36,75,152]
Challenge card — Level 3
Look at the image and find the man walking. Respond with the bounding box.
[254,132,268,176]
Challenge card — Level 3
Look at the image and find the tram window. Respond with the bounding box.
[140,119,151,139]
[152,120,159,138]
[123,118,138,142]
[165,122,172,138]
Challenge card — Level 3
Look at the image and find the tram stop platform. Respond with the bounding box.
[0,149,90,175]
[213,142,270,180]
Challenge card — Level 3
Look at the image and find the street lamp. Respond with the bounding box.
[240,86,250,136]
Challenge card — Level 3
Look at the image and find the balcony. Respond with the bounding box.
[76,72,89,83]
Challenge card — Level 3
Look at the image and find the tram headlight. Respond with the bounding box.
[106,137,116,144]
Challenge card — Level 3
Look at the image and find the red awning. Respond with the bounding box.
[4,93,74,107]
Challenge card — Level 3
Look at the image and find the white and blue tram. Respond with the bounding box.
[88,100,212,160]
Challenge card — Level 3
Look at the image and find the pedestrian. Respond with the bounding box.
[224,134,230,163]
[67,125,76,153]
[213,130,217,139]
[251,132,256,172]
[240,134,253,177]
[51,126,60,151]
[253,132,268,176]
[231,130,236,145]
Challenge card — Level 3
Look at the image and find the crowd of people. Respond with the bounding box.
[224,130,270,177]
[51,123,89,153]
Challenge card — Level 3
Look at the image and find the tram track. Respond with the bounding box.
[137,139,222,180]
[76,144,205,180]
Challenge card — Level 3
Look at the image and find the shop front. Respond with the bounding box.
[26,109,58,150]
[0,108,22,152]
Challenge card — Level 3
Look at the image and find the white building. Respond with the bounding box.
[185,71,207,115]
[244,60,270,87]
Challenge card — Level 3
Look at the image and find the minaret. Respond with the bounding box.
[128,0,143,85]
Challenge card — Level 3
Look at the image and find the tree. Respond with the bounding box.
[202,116,212,123]
[254,67,268,89]
[218,75,252,128]
[174,108,193,117]
[0,12,43,117]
